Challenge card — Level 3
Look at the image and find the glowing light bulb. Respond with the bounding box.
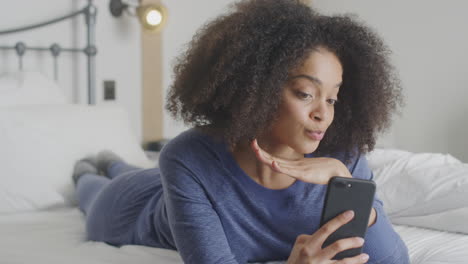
[145,9,162,26]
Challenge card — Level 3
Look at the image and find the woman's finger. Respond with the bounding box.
[321,237,365,261]
[271,162,330,184]
[251,148,284,174]
[250,139,334,184]
[251,140,277,162]
[314,210,355,245]
[251,139,299,165]
[335,253,370,264]
[251,147,299,176]
[251,140,274,165]
[271,162,306,179]
[250,140,317,180]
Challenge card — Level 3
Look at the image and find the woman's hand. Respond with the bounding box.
[252,139,377,227]
[251,139,352,185]
[287,210,370,264]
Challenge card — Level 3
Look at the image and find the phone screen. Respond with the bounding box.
[320,176,376,260]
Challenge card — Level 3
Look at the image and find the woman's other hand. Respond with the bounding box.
[251,139,352,184]
[287,210,369,264]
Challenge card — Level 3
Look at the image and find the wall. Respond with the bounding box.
[161,0,234,138]
[0,0,143,142]
[160,1,468,161]
[312,0,468,161]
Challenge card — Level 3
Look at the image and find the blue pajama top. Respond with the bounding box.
[139,128,409,263]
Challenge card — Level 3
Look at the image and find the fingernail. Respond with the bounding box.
[344,210,354,219]
[274,161,280,168]
[357,237,365,245]
[361,254,369,261]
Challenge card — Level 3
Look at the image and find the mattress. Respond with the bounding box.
[0,207,467,264]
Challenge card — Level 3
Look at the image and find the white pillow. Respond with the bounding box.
[0,71,68,106]
[367,149,468,234]
[0,104,154,213]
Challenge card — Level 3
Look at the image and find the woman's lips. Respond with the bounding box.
[306,130,325,141]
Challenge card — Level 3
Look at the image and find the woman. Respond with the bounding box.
[74,0,409,263]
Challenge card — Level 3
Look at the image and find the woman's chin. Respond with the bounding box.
[298,142,320,155]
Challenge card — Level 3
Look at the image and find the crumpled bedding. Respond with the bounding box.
[367,149,468,234]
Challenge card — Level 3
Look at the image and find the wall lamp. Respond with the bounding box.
[109,0,167,32]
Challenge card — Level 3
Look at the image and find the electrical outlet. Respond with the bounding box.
[104,80,116,100]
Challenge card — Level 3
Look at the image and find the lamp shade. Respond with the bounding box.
[137,4,167,32]
[109,0,167,33]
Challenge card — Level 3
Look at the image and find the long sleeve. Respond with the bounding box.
[350,154,410,264]
[159,137,239,264]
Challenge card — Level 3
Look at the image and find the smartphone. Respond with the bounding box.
[320,176,376,260]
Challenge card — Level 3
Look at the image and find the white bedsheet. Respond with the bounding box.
[394,225,468,264]
[0,208,182,264]
[1,207,467,264]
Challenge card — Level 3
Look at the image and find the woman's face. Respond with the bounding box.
[265,47,343,156]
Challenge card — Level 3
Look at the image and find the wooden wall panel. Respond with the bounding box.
[141,0,164,146]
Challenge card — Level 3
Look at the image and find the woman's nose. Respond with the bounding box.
[310,101,329,122]
[313,113,322,121]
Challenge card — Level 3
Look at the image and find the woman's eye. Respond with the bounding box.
[296,91,313,100]
[327,99,338,105]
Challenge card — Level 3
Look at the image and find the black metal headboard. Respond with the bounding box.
[0,0,98,105]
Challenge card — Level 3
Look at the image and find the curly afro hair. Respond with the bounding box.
[166,0,403,158]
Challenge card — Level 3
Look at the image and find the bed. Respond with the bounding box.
[0,92,467,264]
[1,209,467,264]
[1,3,468,264]
[1,75,468,264]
